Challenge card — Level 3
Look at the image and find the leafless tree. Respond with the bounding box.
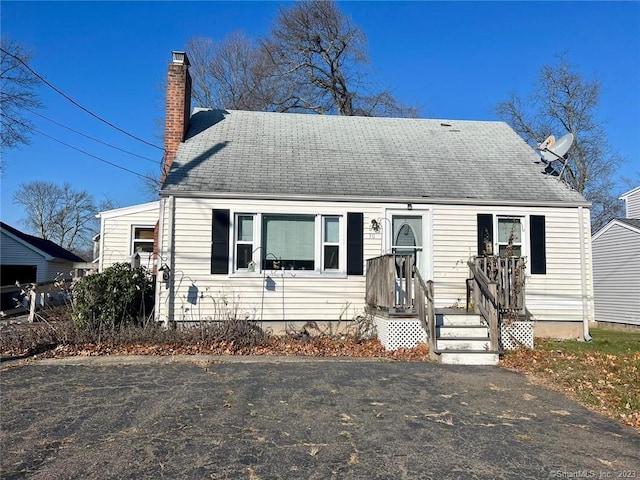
[0,37,43,170]
[140,169,161,201]
[187,33,278,111]
[13,181,99,252]
[496,54,624,231]
[185,1,417,117]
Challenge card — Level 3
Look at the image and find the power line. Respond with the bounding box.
[25,108,160,164]
[0,46,164,151]
[25,123,159,183]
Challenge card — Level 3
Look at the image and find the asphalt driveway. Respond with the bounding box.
[1,356,638,479]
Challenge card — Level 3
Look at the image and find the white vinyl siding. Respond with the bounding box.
[0,231,48,283]
[99,203,159,271]
[622,187,640,218]
[0,232,79,284]
[431,205,593,324]
[157,197,380,324]
[157,197,594,328]
[592,223,640,326]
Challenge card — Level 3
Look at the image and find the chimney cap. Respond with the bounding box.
[171,51,190,66]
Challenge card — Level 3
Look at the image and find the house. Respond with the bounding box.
[592,186,640,328]
[95,201,159,272]
[0,221,85,285]
[154,51,594,343]
[0,221,85,310]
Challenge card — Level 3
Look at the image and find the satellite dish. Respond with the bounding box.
[540,133,574,163]
[537,135,555,151]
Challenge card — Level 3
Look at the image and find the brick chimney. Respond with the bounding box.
[161,51,192,185]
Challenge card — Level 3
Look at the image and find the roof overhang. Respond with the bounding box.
[159,190,592,209]
[592,218,640,241]
[0,227,54,261]
[620,186,640,200]
[97,201,160,220]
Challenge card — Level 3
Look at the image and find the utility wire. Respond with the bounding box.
[25,108,160,164]
[22,122,160,183]
[0,46,164,151]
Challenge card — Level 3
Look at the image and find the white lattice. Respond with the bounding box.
[500,321,534,350]
[374,317,427,351]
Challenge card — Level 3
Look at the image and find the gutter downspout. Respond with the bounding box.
[164,195,176,328]
[154,197,167,324]
[98,214,106,273]
[578,206,592,341]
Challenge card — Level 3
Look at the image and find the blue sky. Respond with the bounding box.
[1,1,639,230]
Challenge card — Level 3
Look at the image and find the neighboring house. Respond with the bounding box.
[0,221,85,285]
[96,201,159,272]
[592,186,640,327]
[1,222,85,310]
[152,51,594,339]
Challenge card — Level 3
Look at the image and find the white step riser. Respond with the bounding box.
[438,314,483,326]
[437,327,489,338]
[440,352,499,366]
[437,339,491,351]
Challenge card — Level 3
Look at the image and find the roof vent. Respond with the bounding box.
[440,122,451,127]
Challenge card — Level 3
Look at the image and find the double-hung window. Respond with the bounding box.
[496,217,522,257]
[235,215,254,270]
[322,216,340,270]
[233,213,343,273]
[132,226,154,255]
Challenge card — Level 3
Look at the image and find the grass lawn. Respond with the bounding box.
[501,327,640,430]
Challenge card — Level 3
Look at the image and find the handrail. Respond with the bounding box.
[365,254,436,355]
[413,266,436,354]
[468,260,500,352]
[365,254,414,313]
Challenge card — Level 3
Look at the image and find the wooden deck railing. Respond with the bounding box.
[470,256,526,313]
[467,256,527,352]
[413,266,436,354]
[365,254,415,314]
[467,261,500,352]
[1,280,72,322]
[365,254,436,352]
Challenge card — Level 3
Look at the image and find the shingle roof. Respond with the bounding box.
[618,218,640,230]
[162,109,587,204]
[0,222,85,262]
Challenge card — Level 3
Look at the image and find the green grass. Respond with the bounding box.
[502,327,640,429]
[537,327,640,355]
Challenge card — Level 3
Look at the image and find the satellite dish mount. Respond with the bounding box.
[536,132,574,182]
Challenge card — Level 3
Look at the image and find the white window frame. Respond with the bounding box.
[383,208,432,280]
[494,215,524,258]
[234,214,256,271]
[321,215,341,271]
[130,225,155,256]
[231,213,346,276]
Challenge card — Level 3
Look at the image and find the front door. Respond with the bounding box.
[389,213,426,308]
[391,214,424,271]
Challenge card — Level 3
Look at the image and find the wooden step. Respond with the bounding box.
[436,312,484,326]
[437,325,489,338]
[439,350,499,366]
[436,338,492,351]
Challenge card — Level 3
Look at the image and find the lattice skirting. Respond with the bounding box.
[500,321,534,350]
[374,316,427,351]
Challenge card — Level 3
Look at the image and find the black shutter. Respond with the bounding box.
[211,209,230,274]
[477,214,493,256]
[346,213,364,275]
[530,215,546,274]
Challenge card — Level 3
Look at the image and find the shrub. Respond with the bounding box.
[72,263,154,334]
